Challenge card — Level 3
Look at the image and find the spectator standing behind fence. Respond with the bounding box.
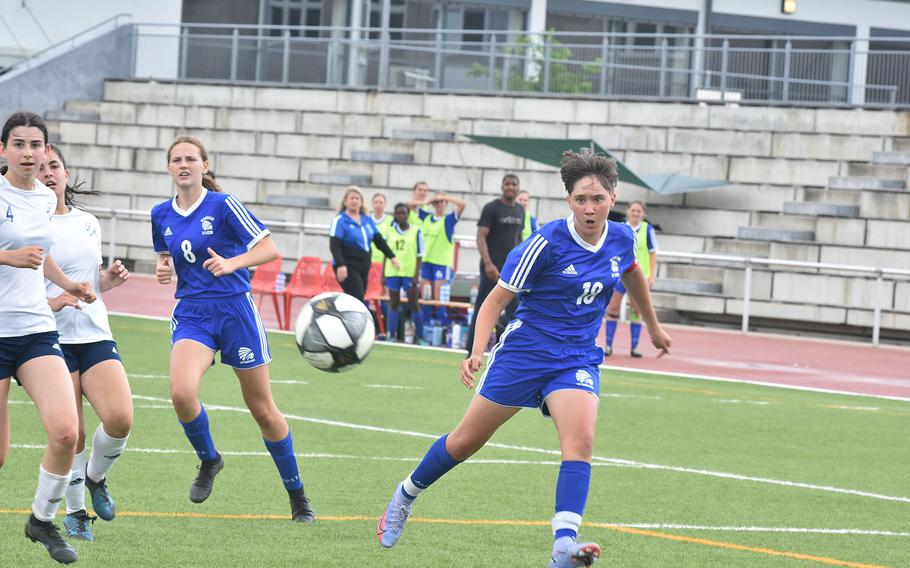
[369,193,394,265]
[604,200,658,358]
[413,192,466,324]
[464,174,524,354]
[329,186,399,303]
[517,189,538,241]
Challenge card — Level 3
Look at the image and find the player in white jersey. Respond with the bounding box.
[378,149,672,567]
[39,144,132,541]
[0,111,96,564]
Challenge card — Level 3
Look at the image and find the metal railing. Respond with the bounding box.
[128,23,910,108]
[87,207,910,346]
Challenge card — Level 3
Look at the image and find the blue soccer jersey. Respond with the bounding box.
[497,216,637,344]
[151,190,270,299]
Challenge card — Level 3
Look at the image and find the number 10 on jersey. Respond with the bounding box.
[576,281,603,305]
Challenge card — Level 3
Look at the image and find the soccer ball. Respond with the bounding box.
[294,292,375,372]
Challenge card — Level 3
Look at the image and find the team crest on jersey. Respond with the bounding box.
[85,222,97,237]
[574,369,594,389]
[201,216,215,235]
[609,256,622,278]
[238,347,255,363]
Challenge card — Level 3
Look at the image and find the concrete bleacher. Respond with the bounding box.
[43,79,910,340]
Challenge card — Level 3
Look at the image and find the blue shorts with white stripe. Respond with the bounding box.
[476,319,603,416]
[171,292,271,369]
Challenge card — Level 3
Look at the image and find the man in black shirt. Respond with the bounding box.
[465,173,525,354]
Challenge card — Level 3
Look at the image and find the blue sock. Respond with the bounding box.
[437,306,449,323]
[388,307,400,341]
[421,304,433,323]
[605,319,618,346]
[263,431,303,491]
[180,406,217,462]
[554,460,591,540]
[403,434,461,499]
[630,321,642,348]
[411,309,425,340]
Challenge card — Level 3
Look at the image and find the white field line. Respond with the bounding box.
[364,384,427,390]
[715,399,772,406]
[601,393,663,400]
[124,395,910,504]
[9,440,909,538]
[110,311,910,402]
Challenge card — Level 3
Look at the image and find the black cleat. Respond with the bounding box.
[84,473,115,521]
[630,348,642,358]
[25,514,78,564]
[189,453,224,503]
[289,488,315,523]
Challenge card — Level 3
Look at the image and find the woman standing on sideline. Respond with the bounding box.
[329,186,399,302]
[0,111,96,564]
[152,136,314,522]
[383,203,425,342]
[369,192,394,265]
[40,144,133,541]
[414,192,465,323]
[517,189,539,241]
[377,149,672,567]
[604,200,658,358]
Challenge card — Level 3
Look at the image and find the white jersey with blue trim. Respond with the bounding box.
[497,216,637,344]
[151,189,270,299]
[0,177,57,337]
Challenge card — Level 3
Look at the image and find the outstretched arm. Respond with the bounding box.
[621,266,671,355]
[203,236,279,277]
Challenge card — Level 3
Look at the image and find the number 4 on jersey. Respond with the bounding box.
[576,281,603,305]
[5,205,12,222]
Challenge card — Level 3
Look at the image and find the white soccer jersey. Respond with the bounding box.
[46,207,113,343]
[0,177,57,337]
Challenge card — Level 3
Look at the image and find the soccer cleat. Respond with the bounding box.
[630,348,642,358]
[377,484,413,548]
[549,537,602,568]
[189,453,224,503]
[63,509,96,541]
[25,514,79,564]
[603,345,612,357]
[289,488,315,522]
[85,472,116,521]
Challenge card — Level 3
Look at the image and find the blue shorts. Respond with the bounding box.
[386,276,414,292]
[171,292,271,369]
[613,280,626,294]
[61,340,122,375]
[0,331,64,381]
[420,262,453,282]
[476,320,603,416]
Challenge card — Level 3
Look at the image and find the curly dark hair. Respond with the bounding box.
[559,148,618,195]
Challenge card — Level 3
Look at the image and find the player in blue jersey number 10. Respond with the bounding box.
[151,137,314,522]
[378,148,672,567]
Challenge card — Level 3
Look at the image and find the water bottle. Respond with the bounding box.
[440,282,451,303]
[422,283,433,300]
[275,272,286,293]
[431,324,443,347]
[466,307,474,326]
[404,319,415,344]
[469,285,478,305]
[449,322,462,348]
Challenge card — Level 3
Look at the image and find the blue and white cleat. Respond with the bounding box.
[377,484,413,548]
[549,537,602,568]
[63,509,96,541]
[85,473,116,521]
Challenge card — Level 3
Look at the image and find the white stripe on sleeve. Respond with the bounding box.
[225,195,263,238]
[329,215,342,237]
[507,234,543,288]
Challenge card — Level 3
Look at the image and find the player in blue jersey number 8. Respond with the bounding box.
[152,137,314,522]
[378,148,672,567]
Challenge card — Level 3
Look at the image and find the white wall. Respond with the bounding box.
[0,0,182,58]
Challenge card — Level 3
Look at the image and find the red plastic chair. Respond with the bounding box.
[364,262,385,334]
[322,263,343,293]
[283,256,324,330]
[250,255,284,330]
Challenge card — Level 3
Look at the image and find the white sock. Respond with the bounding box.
[32,465,70,522]
[65,450,87,514]
[401,475,423,499]
[87,424,129,483]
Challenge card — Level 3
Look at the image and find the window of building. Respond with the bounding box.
[368,0,406,40]
[267,0,322,37]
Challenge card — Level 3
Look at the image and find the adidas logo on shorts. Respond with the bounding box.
[52,343,61,352]
[561,264,577,275]
[238,347,255,363]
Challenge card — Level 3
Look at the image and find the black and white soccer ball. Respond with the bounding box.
[294,292,375,372]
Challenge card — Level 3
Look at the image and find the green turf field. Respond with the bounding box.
[2,315,908,567]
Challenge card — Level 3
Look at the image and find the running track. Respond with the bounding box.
[103,274,910,401]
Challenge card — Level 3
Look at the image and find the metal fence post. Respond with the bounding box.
[782,39,792,101]
[282,29,290,83]
[659,37,668,97]
[488,35,496,91]
[107,211,118,266]
[872,269,883,346]
[599,35,609,95]
[741,259,752,334]
[720,38,729,94]
[327,35,337,84]
[434,30,443,90]
[542,34,552,93]
[378,25,390,88]
[179,27,189,79]
[230,28,239,81]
